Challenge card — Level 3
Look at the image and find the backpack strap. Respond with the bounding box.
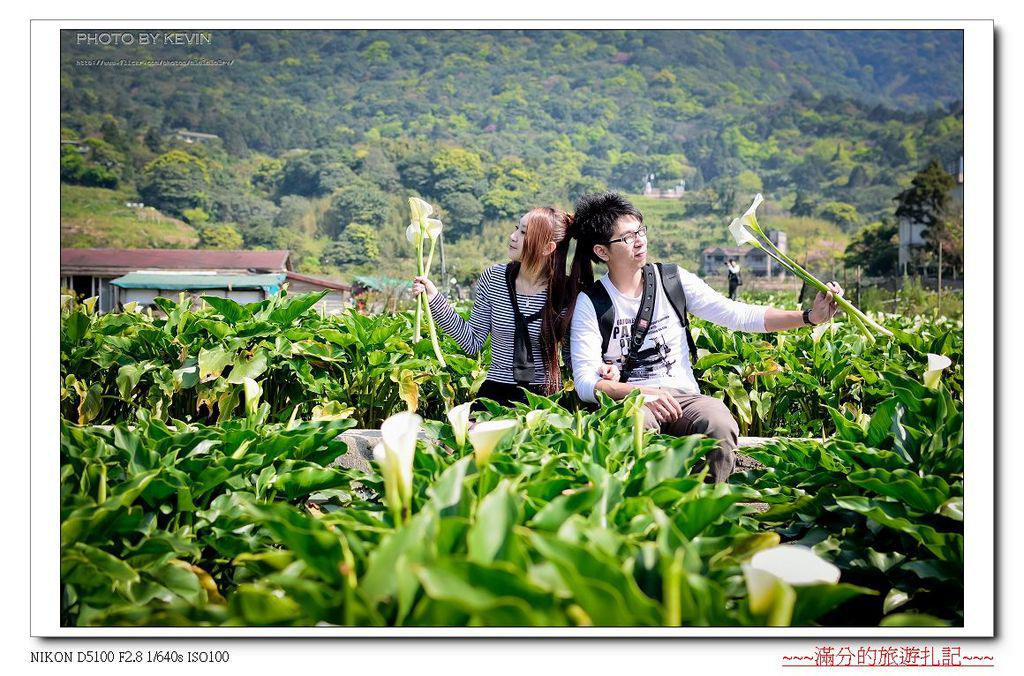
[586,277,616,358]
[616,263,658,382]
[656,262,697,365]
[504,262,544,386]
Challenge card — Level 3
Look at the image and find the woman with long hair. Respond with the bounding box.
[413,206,610,407]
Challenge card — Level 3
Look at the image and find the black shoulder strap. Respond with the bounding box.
[656,262,697,365]
[617,264,658,382]
[587,278,615,358]
[504,263,543,385]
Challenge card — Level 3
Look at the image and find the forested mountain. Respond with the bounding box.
[60,29,963,279]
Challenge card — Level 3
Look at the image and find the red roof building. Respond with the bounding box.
[61,248,351,313]
[60,248,292,276]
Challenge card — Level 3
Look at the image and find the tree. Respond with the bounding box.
[321,223,380,267]
[60,138,124,188]
[441,192,485,235]
[431,147,487,196]
[843,220,898,276]
[817,201,861,231]
[198,223,243,250]
[324,180,391,237]
[139,150,211,217]
[790,191,815,217]
[894,159,956,278]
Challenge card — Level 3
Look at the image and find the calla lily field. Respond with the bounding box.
[59,245,963,627]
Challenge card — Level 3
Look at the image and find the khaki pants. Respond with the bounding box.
[640,388,739,484]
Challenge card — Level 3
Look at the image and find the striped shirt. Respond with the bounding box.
[428,263,553,387]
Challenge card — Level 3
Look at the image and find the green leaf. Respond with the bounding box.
[242,501,346,585]
[198,346,234,382]
[834,495,963,564]
[468,480,519,564]
[361,508,438,607]
[229,584,304,625]
[529,487,600,531]
[269,291,328,326]
[694,352,737,370]
[847,468,951,514]
[427,456,472,515]
[414,560,556,619]
[883,587,910,615]
[201,296,252,324]
[61,543,139,586]
[273,465,349,500]
[791,583,876,626]
[879,612,950,627]
[116,364,144,400]
[227,350,269,384]
[672,484,757,539]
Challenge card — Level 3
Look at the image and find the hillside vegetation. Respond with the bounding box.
[59,29,961,281]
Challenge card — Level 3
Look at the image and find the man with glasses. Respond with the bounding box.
[569,192,843,483]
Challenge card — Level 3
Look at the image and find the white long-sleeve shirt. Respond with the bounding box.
[570,265,769,403]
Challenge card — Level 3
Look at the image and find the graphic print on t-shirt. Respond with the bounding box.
[607,312,678,380]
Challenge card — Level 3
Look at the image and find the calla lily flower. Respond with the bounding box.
[729,218,759,246]
[748,545,841,586]
[425,218,443,240]
[406,222,421,244]
[811,321,836,344]
[379,411,421,513]
[727,194,893,340]
[406,217,444,244]
[447,401,473,449]
[739,192,768,238]
[743,545,840,618]
[468,419,517,468]
[406,195,447,366]
[409,196,433,223]
[923,353,952,389]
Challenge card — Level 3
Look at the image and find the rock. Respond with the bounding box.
[331,429,436,472]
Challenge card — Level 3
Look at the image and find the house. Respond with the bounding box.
[642,177,686,200]
[60,248,350,313]
[898,155,964,272]
[174,129,220,144]
[701,230,789,277]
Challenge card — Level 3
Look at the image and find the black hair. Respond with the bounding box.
[563,193,644,333]
[572,192,644,261]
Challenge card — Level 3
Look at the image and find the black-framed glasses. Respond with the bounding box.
[604,225,647,247]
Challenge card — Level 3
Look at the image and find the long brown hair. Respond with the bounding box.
[518,207,578,394]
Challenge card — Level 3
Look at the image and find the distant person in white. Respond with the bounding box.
[726,258,742,300]
[569,192,843,483]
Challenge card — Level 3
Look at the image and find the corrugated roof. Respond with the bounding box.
[61,248,291,272]
[110,272,286,291]
[285,271,351,292]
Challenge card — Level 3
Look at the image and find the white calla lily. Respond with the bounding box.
[739,193,768,237]
[748,545,841,586]
[811,321,836,344]
[380,411,421,509]
[447,402,473,449]
[406,222,421,244]
[742,545,840,620]
[409,196,433,224]
[923,353,952,389]
[728,218,759,246]
[726,193,893,341]
[467,419,517,468]
[425,218,443,240]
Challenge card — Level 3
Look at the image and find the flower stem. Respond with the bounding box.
[414,235,424,342]
[758,236,892,338]
[423,294,447,366]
